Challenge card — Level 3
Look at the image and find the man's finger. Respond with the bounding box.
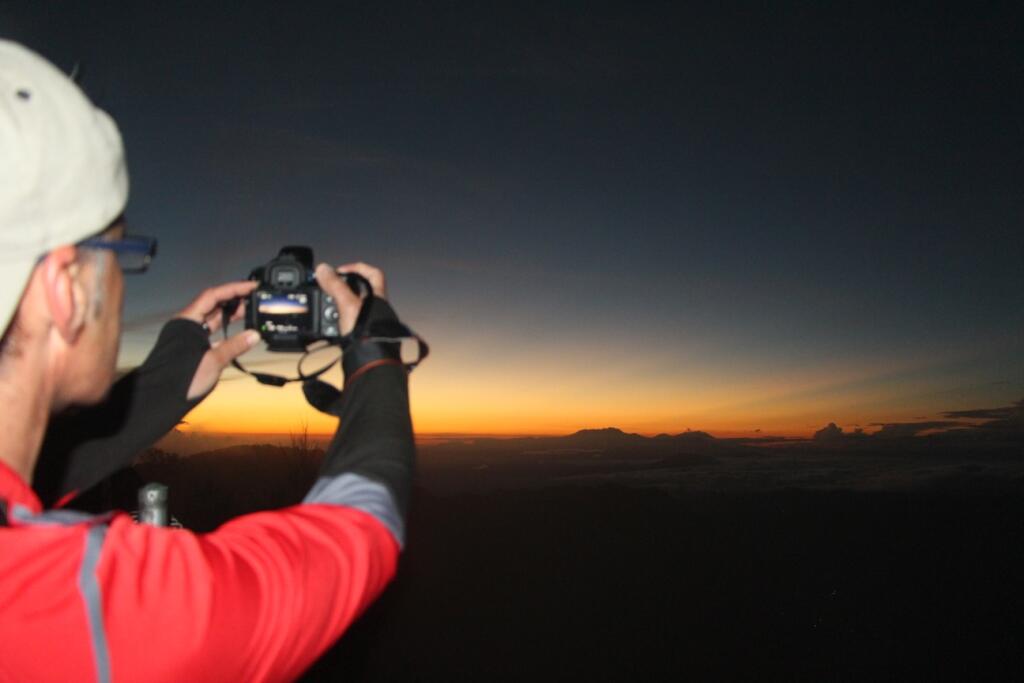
[202,299,248,335]
[185,329,261,400]
[336,262,387,299]
[178,281,258,323]
[209,329,261,367]
[315,263,361,308]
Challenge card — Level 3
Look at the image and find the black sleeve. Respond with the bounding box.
[33,319,210,505]
[318,297,416,520]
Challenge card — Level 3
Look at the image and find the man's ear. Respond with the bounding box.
[41,246,87,343]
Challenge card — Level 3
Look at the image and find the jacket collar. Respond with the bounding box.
[0,458,42,517]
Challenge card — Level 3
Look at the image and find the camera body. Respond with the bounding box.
[245,246,343,352]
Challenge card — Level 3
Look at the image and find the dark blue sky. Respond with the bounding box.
[4,2,1022,434]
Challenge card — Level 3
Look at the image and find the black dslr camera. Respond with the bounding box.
[244,246,360,352]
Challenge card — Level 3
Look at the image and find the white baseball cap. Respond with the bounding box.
[0,40,128,335]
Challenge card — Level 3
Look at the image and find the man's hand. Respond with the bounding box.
[314,262,388,335]
[176,281,261,400]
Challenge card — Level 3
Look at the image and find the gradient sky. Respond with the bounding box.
[4,2,1022,436]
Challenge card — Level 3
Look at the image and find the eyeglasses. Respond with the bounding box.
[76,234,158,274]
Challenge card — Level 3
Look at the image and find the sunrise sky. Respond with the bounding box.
[5,3,1022,438]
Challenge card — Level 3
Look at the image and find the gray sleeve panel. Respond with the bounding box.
[79,524,112,683]
[13,506,113,682]
[10,504,112,526]
[303,472,405,548]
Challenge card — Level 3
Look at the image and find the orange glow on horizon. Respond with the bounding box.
[180,372,892,440]
[169,335,1005,442]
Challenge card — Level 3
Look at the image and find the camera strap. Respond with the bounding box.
[219,294,429,414]
[302,315,429,417]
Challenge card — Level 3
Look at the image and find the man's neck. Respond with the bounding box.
[0,352,55,484]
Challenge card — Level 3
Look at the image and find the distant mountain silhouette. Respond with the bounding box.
[670,430,716,442]
[436,427,736,459]
[562,428,647,448]
[562,427,716,446]
[813,423,845,441]
[568,427,633,438]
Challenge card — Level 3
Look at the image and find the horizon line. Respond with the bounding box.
[166,427,802,440]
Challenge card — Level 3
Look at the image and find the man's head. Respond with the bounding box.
[0,40,129,408]
[1,218,127,407]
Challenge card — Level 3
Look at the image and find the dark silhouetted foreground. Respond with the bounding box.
[77,431,1024,681]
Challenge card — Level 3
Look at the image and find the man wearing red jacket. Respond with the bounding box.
[0,40,415,682]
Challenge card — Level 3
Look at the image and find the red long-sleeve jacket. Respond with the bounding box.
[0,314,415,682]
